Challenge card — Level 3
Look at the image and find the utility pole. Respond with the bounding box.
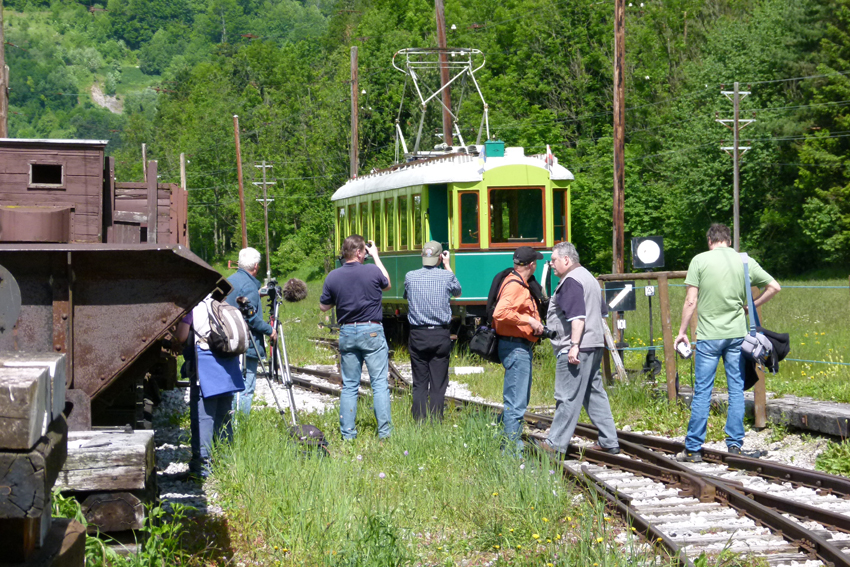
[142,143,147,183]
[350,46,359,178]
[717,82,754,251]
[435,0,453,147]
[612,0,625,275]
[253,161,275,281]
[234,114,248,248]
[0,2,7,138]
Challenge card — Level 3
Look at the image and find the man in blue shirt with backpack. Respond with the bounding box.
[226,247,276,416]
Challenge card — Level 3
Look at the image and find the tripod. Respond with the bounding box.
[236,293,298,426]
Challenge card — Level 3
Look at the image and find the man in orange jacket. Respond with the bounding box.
[493,246,545,453]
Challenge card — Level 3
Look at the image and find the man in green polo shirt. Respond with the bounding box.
[673,224,781,462]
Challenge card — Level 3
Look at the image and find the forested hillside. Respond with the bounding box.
[5,0,850,276]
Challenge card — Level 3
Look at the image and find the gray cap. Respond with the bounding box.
[422,241,443,266]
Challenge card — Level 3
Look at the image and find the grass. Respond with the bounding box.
[212,401,674,566]
[815,439,850,477]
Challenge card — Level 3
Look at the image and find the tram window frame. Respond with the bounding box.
[336,207,346,249]
[372,200,382,250]
[384,197,395,250]
[487,186,546,248]
[553,189,569,242]
[360,202,370,241]
[348,204,357,235]
[412,193,422,250]
[398,195,409,250]
[458,191,480,248]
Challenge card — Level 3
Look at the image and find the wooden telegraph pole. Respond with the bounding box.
[435,0,453,147]
[233,115,248,248]
[0,2,7,138]
[253,161,275,281]
[612,0,625,275]
[350,46,359,178]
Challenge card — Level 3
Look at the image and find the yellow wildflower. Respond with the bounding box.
[543,517,549,522]
[596,537,604,543]
[533,534,540,539]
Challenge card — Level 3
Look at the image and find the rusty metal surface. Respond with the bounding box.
[0,264,21,337]
[0,244,230,404]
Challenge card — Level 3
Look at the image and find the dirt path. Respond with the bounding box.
[90,83,123,114]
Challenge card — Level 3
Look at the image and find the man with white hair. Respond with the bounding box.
[226,247,277,415]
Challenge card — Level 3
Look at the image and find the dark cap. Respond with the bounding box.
[513,246,544,266]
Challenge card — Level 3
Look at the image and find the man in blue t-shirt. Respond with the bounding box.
[320,234,392,440]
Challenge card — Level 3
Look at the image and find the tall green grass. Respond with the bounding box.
[212,401,672,566]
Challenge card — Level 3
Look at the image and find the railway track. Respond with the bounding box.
[283,341,850,566]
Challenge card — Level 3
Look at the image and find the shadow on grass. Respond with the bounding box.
[183,514,235,566]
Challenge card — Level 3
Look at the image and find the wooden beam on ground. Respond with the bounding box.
[81,492,145,532]
[56,430,154,492]
[0,518,86,567]
[658,274,677,403]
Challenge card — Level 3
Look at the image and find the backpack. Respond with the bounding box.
[470,269,534,363]
[484,268,547,325]
[198,299,250,357]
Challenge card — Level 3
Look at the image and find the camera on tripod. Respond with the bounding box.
[261,278,283,305]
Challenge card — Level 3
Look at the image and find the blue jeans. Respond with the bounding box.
[190,380,234,476]
[498,339,533,453]
[233,356,258,416]
[685,337,745,452]
[339,323,392,439]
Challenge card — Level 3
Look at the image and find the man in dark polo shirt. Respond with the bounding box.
[404,241,462,422]
[538,241,619,457]
[320,234,392,440]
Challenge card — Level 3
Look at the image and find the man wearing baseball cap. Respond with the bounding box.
[404,241,462,422]
[492,246,545,453]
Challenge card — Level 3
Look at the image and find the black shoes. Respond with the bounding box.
[728,445,765,459]
[589,444,621,455]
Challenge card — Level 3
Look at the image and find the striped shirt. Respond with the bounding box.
[404,267,462,326]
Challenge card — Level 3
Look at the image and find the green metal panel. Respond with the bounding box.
[450,250,554,301]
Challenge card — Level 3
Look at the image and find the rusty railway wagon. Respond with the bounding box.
[0,138,227,431]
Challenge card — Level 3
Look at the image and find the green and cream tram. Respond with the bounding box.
[331,140,573,334]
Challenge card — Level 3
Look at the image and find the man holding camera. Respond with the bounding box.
[404,241,462,422]
[493,246,545,453]
[320,235,392,440]
[673,224,780,462]
[538,242,620,456]
[226,247,276,416]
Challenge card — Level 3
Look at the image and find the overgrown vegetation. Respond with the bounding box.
[213,402,675,565]
[52,489,196,566]
[815,439,850,477]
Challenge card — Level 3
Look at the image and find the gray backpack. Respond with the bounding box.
[200,299,250,357]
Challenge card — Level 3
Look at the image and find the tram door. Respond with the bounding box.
[428,184,449,246]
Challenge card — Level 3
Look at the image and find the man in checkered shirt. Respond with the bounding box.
[404,241,462,422]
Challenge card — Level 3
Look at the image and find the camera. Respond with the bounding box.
[540,326,557,340]
[261,278,282,302]
[235,296,255,319]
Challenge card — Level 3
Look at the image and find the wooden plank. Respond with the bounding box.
[0,415,68,519]
[102,156,115,244]
[113,223,141,244]
[112,210,147,223]
[602,324,627,381]
[0,174,104,196]
[0,366,48,450]
[0,192,101,213]
[0,518,86,567]
[0,150,103,177]
[1,353,68,422]
[657,274,678,403]
[146,162,158,243]
[81,492,144,532]
[56,430,154,492]
[598,270,688,281]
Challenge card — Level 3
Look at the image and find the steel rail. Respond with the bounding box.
[286,365,850,565]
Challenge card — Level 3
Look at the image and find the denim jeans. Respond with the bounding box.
[233,356,258,416]
[338,323,392,439]
[190,380,234,476]
[685,337,745,452]
[498,339,533,453]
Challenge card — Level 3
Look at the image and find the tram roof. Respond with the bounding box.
[331,147,574,201]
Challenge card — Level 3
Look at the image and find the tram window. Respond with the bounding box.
[348,205,357,234]
[553,189,568,242]
[384,198,395,250]
[413,194,422,249]
[399,196,408,250]
[489,187,544,245]
[372,201,382,249]
[361,203,370,241]
[459,192,479,247]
